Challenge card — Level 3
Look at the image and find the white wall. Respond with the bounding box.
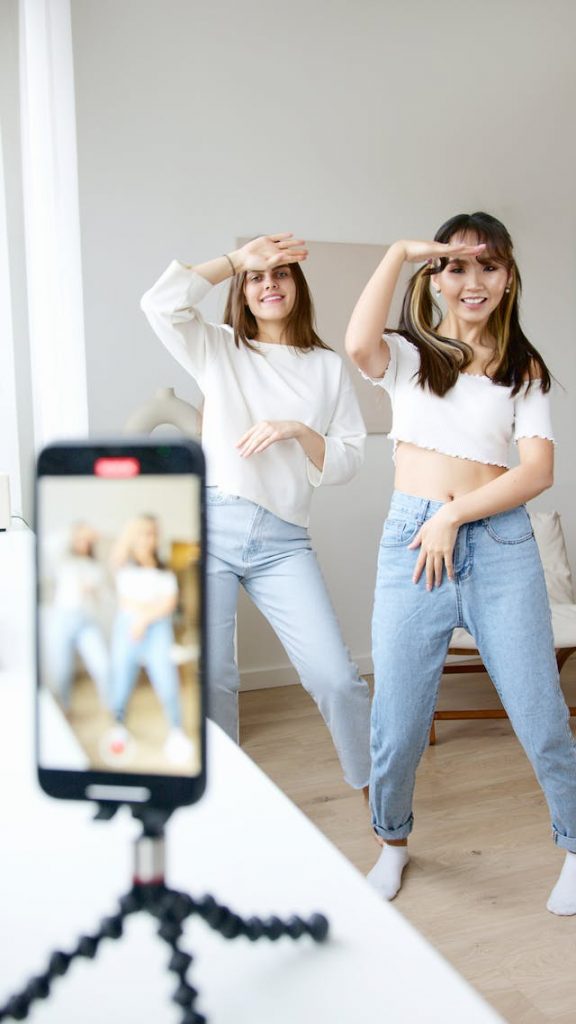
[40,475,200,541]
[70,0,576,685]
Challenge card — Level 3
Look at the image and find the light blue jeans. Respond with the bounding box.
[49,608,109,707]
[371,491,576,852]
[206,489,371,789]
[110,612,182,727]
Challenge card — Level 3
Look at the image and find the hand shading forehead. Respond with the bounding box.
[448,231,510,266]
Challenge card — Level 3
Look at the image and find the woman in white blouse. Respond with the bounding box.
[346,211,576,914]
[141,234,371,792]
[49,522,109,707]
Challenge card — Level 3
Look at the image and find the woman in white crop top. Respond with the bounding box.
[346,211,576,914]
[141,234,371,792]
[104,515,194,767]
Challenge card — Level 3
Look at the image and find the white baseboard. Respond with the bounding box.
[239,654,374,691]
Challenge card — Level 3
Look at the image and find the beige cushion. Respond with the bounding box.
[451,605,576,652]
[450,627,480,651]
[450,511,576,652]
[549,603,576,648]
[530,510,575,604]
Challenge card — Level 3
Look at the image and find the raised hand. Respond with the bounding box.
[191,234,308,286]
[234,234,308,274]
[399,239,486,265]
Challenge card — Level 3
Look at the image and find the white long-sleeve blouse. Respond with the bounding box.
[141,261,366,526]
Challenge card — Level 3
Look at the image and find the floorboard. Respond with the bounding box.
[240,660,576,1023]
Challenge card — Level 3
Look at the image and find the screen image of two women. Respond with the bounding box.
[44,514,199,772]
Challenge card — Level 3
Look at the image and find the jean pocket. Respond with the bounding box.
[206,488,231,506]
[380,515,421,548]
[483,506,534,545]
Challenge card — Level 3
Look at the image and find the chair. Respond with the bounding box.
[430,511,576,744]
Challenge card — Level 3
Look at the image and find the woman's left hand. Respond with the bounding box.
[408,508,459,589]
[236,420,303,458]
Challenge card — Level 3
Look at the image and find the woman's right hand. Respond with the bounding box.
[395,239,486,265]
[233,234,308,274]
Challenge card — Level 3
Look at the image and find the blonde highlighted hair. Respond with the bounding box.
[111,514,164,570]
[397,212,551,397]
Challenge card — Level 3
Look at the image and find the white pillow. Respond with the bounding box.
[529,511,575,604]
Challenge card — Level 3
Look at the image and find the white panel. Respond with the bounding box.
[0,124,22,513]
[19,0,88,448]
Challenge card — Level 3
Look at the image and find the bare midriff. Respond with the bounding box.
[393,441,508,502]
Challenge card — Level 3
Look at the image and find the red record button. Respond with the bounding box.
[94,457,140,478]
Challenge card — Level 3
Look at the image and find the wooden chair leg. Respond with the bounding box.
[429,719,436,746]
[557,648,576,672]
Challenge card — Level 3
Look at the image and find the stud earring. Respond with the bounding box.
[505,287,511,293]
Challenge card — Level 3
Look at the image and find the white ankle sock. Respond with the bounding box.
[547,851,576,916]
[367,844,409,900]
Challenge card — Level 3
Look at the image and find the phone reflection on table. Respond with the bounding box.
[38,475,202,778]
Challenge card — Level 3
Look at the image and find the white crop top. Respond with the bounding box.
[116,565,178,604]
[362,332,555,467]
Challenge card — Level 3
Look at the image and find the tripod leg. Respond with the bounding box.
[0,875,328,1024]
[195,893,329,944]
[145,886,206,1024]
[0,895,135,1022]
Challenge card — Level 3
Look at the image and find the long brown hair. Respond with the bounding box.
[397,212,551,397]
[223,262,330,351]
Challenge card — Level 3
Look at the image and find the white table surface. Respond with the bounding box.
[0,529,504,1023]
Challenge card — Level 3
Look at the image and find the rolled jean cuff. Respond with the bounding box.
[372,814,413,841]
[553,829,576,853]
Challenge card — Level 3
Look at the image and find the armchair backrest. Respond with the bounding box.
[529,511,575,605]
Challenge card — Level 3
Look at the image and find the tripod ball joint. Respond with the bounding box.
[173,981,199,1008]
[169,949,193,975]
[2,993,31,1021]
[217,912,244,940]
[197,894,226,928]
[100,914,124,940]
[306,913,330,943]
[75,935,100,959]
[159,890,195,923]
[47,951,72,977]
[262,915,285,941]
[24,978,50,1002]
[158,919,184,943]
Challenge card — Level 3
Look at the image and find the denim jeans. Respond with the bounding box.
[110,612,182,727]
[49,608,109,707]
[206,489,371,789]
[371,490,576,852]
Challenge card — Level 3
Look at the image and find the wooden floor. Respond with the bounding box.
[64,665,201,774]
[240,661,576,1024]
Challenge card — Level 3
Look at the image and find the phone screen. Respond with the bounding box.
[36,442,205,807]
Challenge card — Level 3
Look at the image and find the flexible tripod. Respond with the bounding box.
[0,804,329,1023]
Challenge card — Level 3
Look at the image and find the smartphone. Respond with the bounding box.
[35,440,206,810]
